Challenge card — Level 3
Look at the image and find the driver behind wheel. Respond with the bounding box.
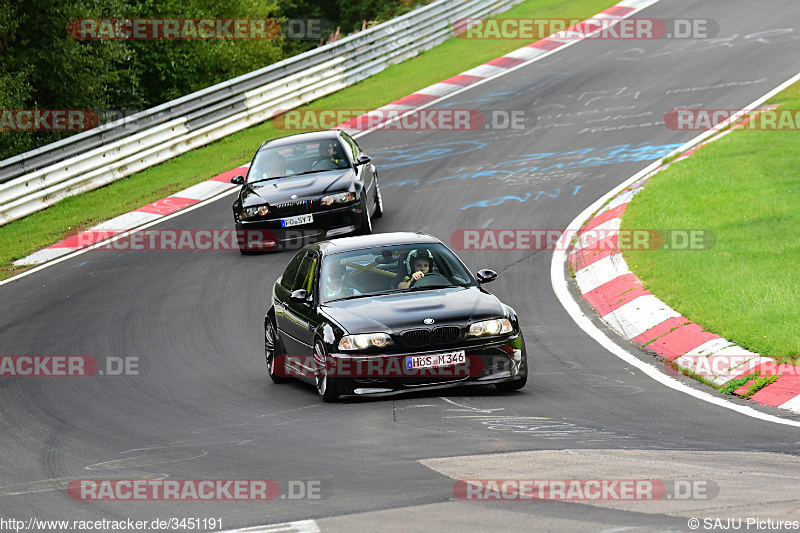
[311,141,344,171]
[397,250,433,289]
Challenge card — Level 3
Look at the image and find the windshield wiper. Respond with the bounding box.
[293,170,328,176]
[407,284,454,291]
[247,176,285,185]
[324,292,381,303]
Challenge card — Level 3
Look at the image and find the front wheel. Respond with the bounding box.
[373,181,383,219]
[358,197,373,235]
[314,341,340,402]
[265,319,290,384]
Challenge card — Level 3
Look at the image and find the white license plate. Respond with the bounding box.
[281,214,313,227]
[406,350,466,370]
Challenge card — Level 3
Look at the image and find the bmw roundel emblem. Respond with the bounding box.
[423,318,435,325]
[290,194,298,199]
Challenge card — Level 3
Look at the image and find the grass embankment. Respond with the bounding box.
[0,0,615,280]
[622,81,800,361]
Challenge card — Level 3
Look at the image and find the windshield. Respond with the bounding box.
[247,139,351,182]
[320,243,477,303]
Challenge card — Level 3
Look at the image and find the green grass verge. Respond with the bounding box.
[717,371,779,398]
[664,360,718,389]
[0,0,616,280]
[622,81,800,360]
[666,362,780,398]
[717,372,758,395]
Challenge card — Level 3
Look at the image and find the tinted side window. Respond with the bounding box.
[280,250,306,290]
[293,253,319,295]
[340,132,359,161]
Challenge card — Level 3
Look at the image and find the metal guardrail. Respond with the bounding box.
[0,0,521,226]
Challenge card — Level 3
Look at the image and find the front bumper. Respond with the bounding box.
[325,334,526,396]
[235,204,366,249]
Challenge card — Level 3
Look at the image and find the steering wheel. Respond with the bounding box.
[409,272,450,288]
[311,159,340,171]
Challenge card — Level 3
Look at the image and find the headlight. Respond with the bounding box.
[467,318,513,337]
[338,333,393,351]
[240,205,270,219]
[321,191,356,206]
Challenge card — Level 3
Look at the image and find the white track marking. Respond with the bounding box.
[551,71,800,428]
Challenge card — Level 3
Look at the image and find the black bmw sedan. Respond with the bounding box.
[231,130,383,252]
[264,232,527,401]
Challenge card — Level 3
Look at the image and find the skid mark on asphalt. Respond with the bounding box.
[441,397,504,414]
[0,408,327,496]
[562,360,647,396]
[86,450,208,470]
[0,472,168,496]
[607,29,797,62]
[442,415,634,441]
[116,405,322,453]
[420,398,635,442]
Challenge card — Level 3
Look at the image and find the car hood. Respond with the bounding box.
[240,169,354,207]
[320,286,506,334]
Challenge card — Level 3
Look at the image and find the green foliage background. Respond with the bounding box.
[0,0,431,161]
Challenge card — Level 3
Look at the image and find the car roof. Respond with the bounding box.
[314,232,442,255]
[258,130,341,151]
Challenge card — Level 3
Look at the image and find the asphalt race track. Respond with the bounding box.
[2,1,800,531]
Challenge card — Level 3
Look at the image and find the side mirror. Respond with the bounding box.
[231,175,245,185]
[355,154,371,166]
[289,289,312,304]
[476,269,498,284]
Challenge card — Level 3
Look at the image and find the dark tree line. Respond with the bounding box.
[0,0,429,161]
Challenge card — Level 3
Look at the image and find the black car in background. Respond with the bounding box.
[231,130,383,253]
[264,232,528,401]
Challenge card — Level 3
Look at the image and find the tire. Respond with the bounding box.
[314,341,339,402]
[265,319,290,384]
[372,180,383,219]
[358,196,373,235]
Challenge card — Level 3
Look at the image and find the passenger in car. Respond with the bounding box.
[255,152,295,180]
[324,262,359,299]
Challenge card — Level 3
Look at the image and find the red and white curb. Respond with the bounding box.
[569,134,800,414]
[13,166,248,266]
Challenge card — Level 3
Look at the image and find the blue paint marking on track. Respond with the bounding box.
[381,143,683,188]
[370,141,486,169]
[461,189,565,210]
[455,143,683,209]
